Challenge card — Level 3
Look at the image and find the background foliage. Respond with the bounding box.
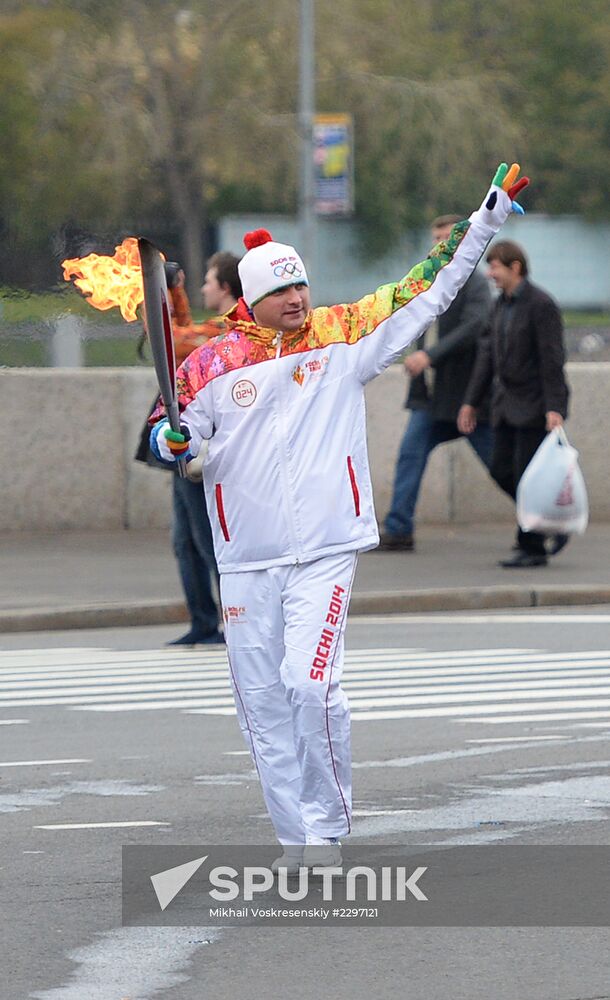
[1,0,609,292]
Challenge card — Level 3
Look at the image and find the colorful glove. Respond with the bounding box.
[149,418,192,463]
[164,424,192,460]
[485,162,530,215]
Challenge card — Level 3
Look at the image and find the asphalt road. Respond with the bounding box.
[1,610,610,1000]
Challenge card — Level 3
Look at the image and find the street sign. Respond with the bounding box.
[313,113,354,216]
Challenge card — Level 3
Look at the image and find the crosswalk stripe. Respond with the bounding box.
[2,664,610,695]
[0,646,227,674]
[0,668,609,708]
[2,672,610,707]
[0,645,516,659]
[186,697,610,721]
[346,698,610,720]
[3,653,610,688]
[80,691,610,714]
[2,671,610,709]
[4,649,610,682]
[0,647,535,674]
[350,614,610,625]
[1,647,608,726]
[463,710,610,724]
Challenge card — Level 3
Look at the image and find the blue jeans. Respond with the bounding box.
[384,410,494,537]
[172,476,221,636]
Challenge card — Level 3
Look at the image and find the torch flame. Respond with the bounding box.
[62,237,145,322]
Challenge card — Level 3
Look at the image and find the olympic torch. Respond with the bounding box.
[137,238,188,478]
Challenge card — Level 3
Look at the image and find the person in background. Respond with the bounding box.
[458,239,570,567]
[135,252,242,645]
[379,215,493,551]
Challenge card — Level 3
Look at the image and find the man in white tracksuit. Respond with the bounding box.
[151,164,529,869]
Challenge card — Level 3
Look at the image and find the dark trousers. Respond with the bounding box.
[384,410,493,537]
[172,475,221,636]
[490,421,547,555]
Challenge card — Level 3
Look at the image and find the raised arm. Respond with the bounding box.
[342,163,529,383]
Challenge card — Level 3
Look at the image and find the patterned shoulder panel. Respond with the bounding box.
[176,329,269,408]
[149,327,269,425]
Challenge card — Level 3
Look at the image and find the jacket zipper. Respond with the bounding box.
[347,456,361,516]
[274,332,302,564]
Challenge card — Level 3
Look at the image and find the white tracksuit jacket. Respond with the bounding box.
[151,185,514,846]
[153,188,513,570]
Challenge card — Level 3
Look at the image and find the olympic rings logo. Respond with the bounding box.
[273,262,302,279]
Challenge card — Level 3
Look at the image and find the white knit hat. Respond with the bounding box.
[238,229,308,307]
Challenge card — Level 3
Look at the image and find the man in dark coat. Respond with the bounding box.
[380,215,493,551]
[458,239,570,567]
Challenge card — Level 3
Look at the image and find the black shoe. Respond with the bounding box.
[378,532,415,552]
[168,629,225,647]
[547,533,570,556]
[499,551,548,568]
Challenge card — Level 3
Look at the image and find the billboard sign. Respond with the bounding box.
[313,113,354,216]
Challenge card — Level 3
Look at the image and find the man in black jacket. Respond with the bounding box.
[458,240,570,567]
[380,215,493,551]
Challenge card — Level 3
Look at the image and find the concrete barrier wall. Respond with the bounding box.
[1,364,608,532]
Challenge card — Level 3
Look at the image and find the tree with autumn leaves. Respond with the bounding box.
[1,0,609,290]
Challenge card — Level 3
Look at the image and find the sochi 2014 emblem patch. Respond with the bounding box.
[292,365,305,386]
[292,356,329,387]
[223,605,247,625]
[231,379,257,407]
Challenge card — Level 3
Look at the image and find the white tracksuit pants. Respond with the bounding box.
[220,552,356,845]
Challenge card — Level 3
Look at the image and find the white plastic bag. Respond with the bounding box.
[517,427,589,535]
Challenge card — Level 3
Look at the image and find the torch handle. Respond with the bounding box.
[138,237,187,478]
[166,401,188,479]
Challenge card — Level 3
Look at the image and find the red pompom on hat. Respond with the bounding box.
[238,229,308,307]
[243,229,273,251]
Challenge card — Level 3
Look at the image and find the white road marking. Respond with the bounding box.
[461,710,610,724]
[33,821,170,830]
[353,808,414,816]
[0,719,29,725]
[0,649,229,669]
[349,614,610,625]
[3,670,610,707]
[348,700,610,720]
[566,722,610,729]
[350,740,586,769]
[0,758,91,768]
[3,646,610,728]
[0,647,530,676]
[466,736,564,743]
[0,653,600,684]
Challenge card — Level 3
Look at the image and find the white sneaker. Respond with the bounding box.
[302,837,342,868]
[271,847,305,875]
